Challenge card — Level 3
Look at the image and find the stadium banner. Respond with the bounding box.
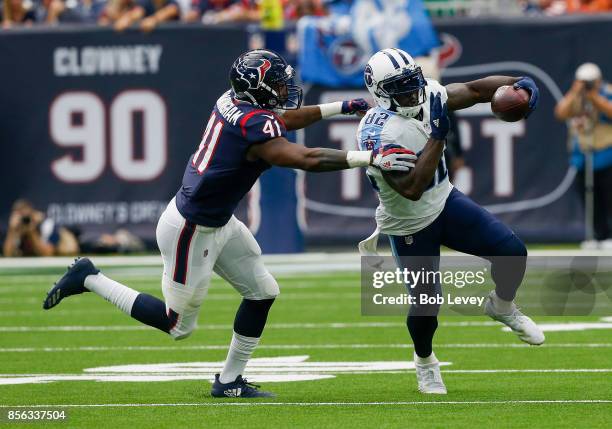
[0,25,301,253]
[301,16,612,244]
[1,17,611,253]
[297,0,439,87]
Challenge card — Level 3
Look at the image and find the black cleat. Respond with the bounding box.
[43,258,99,310]
[210,374,275,398]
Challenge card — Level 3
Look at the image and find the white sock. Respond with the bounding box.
[414,351,438,365]
[84,273,139,315]
[490,290,514,314]
[219,332,260,384]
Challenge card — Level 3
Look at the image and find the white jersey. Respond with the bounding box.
[357,79,453,237]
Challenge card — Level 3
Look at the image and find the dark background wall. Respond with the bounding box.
[1,17,609,251]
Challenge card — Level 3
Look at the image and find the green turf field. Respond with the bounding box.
[1,263,611,428]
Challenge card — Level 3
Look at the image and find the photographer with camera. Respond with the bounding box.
[555,63,612,249]
[2,199,79,257]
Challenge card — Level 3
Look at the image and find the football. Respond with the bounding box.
[491,85,530,122]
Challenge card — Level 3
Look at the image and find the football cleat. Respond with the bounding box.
[484,292,545,345]
[43,257,99,310]
[414,353,447,394]
[210,374,275,398]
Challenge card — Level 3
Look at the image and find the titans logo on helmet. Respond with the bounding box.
[364,64,374,87]
[236,58,272,90]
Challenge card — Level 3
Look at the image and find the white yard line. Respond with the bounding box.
[1,250,611,271]
[0,282,360,295]
[0,343,611,353]
[0,298,42,305]
[0,321,503,332]
[0,254,362,274]
[0,292,361,301]
[3,369,612,378]
[443,369,612,373]
[1,400,611,408]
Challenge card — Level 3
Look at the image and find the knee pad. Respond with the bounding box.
[171,329,194,341]
[167,303,200,341]
[242,271,279,300]
[169,314,197,341]
[259,272,280,299]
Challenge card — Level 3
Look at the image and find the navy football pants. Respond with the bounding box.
[389,188,527,357]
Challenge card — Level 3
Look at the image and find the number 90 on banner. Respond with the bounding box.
[50,90,167,183]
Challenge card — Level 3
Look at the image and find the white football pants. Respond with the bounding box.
[155,198,279,339]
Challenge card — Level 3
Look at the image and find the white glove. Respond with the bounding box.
[371,146,417,172]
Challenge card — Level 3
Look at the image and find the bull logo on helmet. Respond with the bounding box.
[236,58,272,90]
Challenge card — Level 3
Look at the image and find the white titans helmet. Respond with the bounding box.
[364,48,427,118]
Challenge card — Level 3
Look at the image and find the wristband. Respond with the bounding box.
[346,150,372,168]
[319,102,343,119]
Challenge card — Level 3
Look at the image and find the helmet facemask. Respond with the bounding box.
[262,65,303,111]
[377,67,427,117]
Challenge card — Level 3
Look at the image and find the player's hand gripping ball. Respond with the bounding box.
[492,77,539,121]
[514,76,539,115]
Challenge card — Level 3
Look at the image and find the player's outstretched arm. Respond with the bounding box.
[446,76,539,116]
[281,99,369,131]
[280,106,323,131]
[247,137,416,172]
[381,93,449,201]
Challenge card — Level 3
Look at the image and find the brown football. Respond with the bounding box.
[491,85,530,122]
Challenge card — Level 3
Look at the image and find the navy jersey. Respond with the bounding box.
[176,90,287,227]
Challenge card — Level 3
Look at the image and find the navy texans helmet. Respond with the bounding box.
[229,49,303,110]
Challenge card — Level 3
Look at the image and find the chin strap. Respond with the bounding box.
[396,106,424,120]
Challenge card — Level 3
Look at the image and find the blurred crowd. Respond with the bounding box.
[0,0,328,30]
[2,0,611,31]
[521,0,612,14]
[3,199,146,257]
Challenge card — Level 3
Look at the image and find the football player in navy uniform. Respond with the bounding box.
[43,49,416,398]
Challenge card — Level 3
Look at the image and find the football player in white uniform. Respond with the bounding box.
[357,48,545,395]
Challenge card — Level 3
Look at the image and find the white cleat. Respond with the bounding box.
[414,353,447,395]
[485,293,545,345]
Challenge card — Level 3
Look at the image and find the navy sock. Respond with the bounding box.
[407,316,438,358]
[233,298,275,337]
[130,293,175,334]
[490,235,528,301]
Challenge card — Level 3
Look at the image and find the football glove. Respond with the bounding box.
[342,98,369,115]
[371,144,417,172]
[429,92,450,141]
[513,76,539,118]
